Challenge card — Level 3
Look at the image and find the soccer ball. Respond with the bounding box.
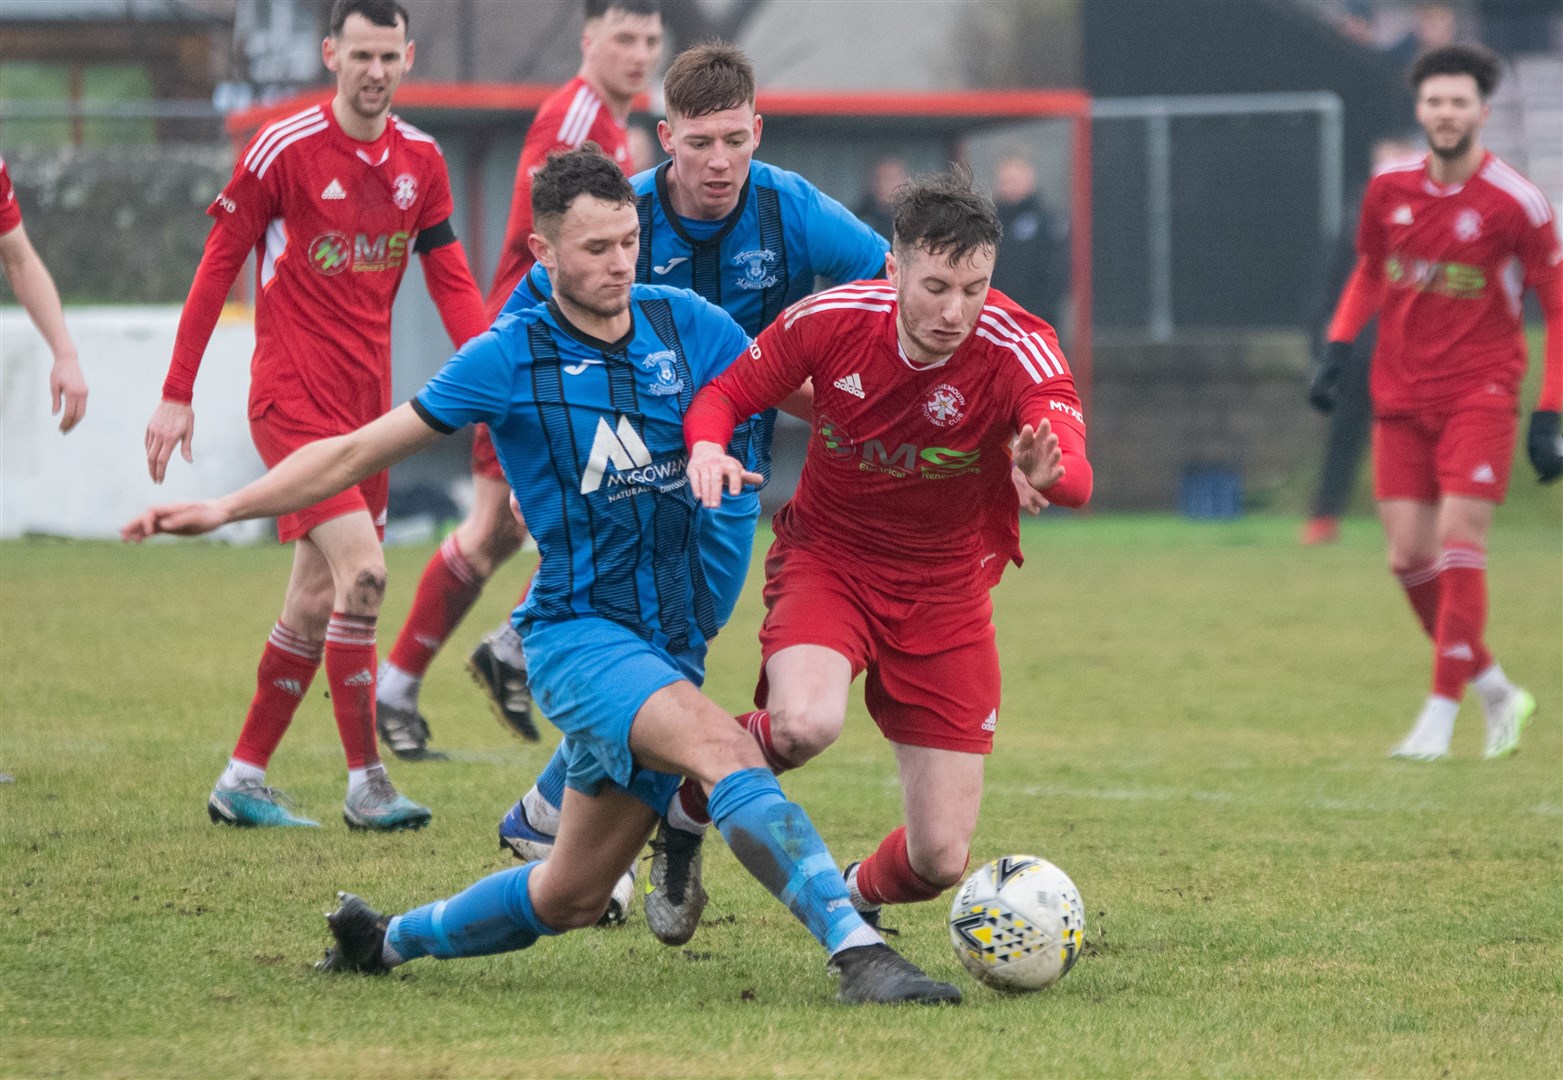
[948,855,1084,992]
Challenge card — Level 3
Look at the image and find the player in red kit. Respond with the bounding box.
[142,0,489,828]
[0,154,88,433]
[375,0,664,758]
[1312,44,1562,761]
[679,170,1092,932]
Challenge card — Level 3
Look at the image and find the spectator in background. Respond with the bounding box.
[1302,134,1423,545]
[1384,3,1460,69]
[0,154,88,434]
[990,151,1068,325]
[853,155,907,241]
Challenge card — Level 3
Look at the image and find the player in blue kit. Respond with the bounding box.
[489,41,891,943]
[120,147,958,1005]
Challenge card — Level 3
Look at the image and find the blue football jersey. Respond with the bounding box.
[503,159,889,484]
[413,285,750,653]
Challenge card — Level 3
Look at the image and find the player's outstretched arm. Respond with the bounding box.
[123,404,443,541]
[686,440,763,509]
[0,222,86,433]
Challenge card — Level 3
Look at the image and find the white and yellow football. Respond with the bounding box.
[948,855,1084,992]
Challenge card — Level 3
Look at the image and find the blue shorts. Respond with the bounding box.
[521,617,704,812]
[702,489,762,628]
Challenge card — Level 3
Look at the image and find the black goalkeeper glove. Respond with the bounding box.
[1528,410,1563,484]
[1308,341,1353,414]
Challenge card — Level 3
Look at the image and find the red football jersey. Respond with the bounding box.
[0,155,22,234]
[712,283,1086,597]
[174,102,456,430]
[486,76,631,312]
[1359,152,1563,415]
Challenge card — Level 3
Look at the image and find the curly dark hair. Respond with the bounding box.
[1409,44,1502,99]
[531,144,636,238]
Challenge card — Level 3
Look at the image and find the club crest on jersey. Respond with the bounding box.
[733,248,779,290]
[310,231,353,276]
[923,383,967,427]
[1453,208,1482,242]
[640,350,684,396]
[1392,204,1414,226]
[392,173,419,211]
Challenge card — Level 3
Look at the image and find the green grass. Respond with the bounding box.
[2,506,1560,1078]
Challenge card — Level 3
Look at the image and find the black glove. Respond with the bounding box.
[1308,341,1353,414]
[1528,409,1563,484]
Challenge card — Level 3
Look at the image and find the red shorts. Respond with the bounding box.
[1373,407,1516,504]
[250,408,387,544]
[471,424,506,480]
[756,543,1001,754]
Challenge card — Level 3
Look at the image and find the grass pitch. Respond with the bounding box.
[1,505,1559,1078]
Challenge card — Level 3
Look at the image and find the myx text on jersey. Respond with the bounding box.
[413,285,751,654]
[502,158,889,484]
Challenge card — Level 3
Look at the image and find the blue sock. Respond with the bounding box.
[535,742,568,810]
[708,767,875,953]
[386,861,560,962]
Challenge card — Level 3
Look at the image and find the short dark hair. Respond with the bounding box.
[531,144,637,238]
[1410,44,1501,98]
[891,168,1002,266]
[330,0,409,36]
[663,41,755,120]
[585,0,661,19]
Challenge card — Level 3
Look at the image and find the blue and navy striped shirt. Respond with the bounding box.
[414,286,750,652]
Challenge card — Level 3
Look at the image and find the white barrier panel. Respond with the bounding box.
[1,305,268,541]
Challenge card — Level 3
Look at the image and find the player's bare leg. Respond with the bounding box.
[209,538,336,828]
[528,787,658,930]
[1380,496,1523,759]
[846,744,984,928]
[761,644,855,766]
[377,473,528,757]
[310,512,430,829]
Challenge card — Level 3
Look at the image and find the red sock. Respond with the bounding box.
[854,826,953,905]
[1394,558,1442,639]
[1433,544,1489,700]
[386,536,483,678]
[232,623,323,768]
[674,711,797,827]
[326,612,380,769]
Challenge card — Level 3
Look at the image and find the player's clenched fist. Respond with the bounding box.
[144,399,195,483]
[686,440,762,508]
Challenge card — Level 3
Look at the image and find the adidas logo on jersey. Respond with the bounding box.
[1471,463,1496,484]
[833,373,865,399]
[321,178,347,200]
[1392,204,1413,225]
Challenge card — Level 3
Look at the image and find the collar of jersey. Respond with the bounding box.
[654,160,752,248]
[318,98,394,165]
[546,299,636,354]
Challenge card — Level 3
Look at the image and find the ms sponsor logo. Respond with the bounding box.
[309,231,412,276]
